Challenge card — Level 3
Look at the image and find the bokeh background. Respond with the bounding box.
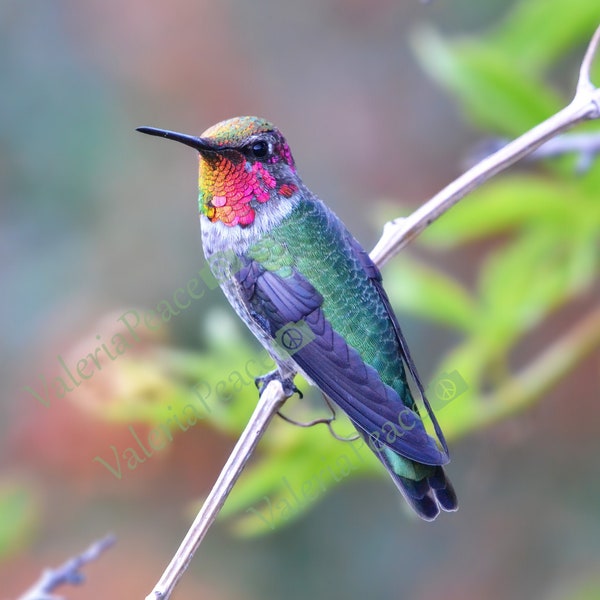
[1,0,599,599]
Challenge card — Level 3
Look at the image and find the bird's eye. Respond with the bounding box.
[249,140,270,159]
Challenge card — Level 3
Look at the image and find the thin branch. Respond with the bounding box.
[370,23,600,268]
[578,23,600,95]
[145,380,286,600]
[529,132,600,172]
[447,303,600,439]
[466,131,600,173]
[146,24,600,600]
[18,534,116,600]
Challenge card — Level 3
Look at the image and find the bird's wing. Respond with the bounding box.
[236,258,449,466]
[347,236,450,458]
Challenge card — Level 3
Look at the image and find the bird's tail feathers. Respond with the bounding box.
[379,449,458,521]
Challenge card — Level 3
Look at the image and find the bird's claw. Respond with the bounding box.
[255,370,303,399]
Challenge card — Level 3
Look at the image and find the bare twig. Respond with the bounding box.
[18,534,116,600]
[370,24,600,267]
[145,380,286,600]
[446,303,600,439]
[578,24,600,95]
[528,132,600,172]
[466,131,600,173]
[146,24,600,600]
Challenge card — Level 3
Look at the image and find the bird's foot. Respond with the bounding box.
[273,391,359,441]
[255,370,303,399]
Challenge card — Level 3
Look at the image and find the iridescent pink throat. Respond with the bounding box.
[199,155,296,227]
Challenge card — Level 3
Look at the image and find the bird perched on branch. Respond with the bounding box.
[138,116,457,520]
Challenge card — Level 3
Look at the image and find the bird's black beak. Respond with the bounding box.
[136,126,215,154]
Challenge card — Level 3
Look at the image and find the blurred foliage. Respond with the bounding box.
[0,481,38,561]
[49,0,600,539]
[560,578,600,600]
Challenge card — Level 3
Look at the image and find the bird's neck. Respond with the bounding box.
[200,188,307,258]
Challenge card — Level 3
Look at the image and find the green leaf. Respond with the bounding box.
[489,0,600,72]
[424,341,488,439]
[382,257,477,332]
[0,482,38,561]
[555,578,600,600]
[222,420,381,535]
[412,28,561,135]
[78,309,277,434]
[567,226,600,293]
[419,176,592,247]
[478,225,593,346]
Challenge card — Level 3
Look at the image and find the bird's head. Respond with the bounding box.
[138,116,300,228]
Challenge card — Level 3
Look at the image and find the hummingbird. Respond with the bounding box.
[137,116,457,520]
